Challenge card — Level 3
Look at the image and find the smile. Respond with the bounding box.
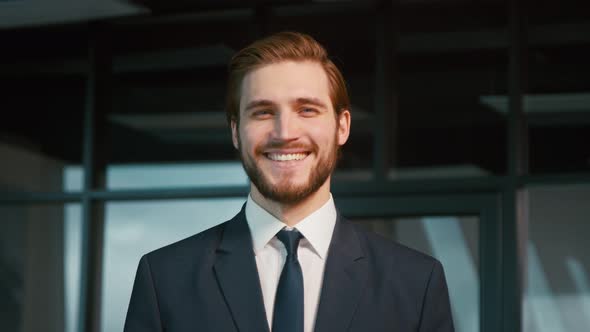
[265,153,308,161]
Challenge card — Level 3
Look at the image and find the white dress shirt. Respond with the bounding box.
[245,194,337,332]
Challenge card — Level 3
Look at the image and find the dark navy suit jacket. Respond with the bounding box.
[124,208,455,332]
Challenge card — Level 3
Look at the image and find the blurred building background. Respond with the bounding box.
[1,0,589,331]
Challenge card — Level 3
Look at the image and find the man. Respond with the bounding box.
[124,31,454,332]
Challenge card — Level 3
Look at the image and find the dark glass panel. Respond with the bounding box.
[393,0,509,179]
[527,43,590,174]
[101,16,260,189]
[0,75,85,192]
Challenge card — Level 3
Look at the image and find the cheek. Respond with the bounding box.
[311,124,337,144]
[239,127,263,151]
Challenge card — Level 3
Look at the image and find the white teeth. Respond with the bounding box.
[267,153,307,161]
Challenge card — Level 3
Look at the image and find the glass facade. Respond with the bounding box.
[0,203,82,332]
[394,2,509,179]
[1,1,589,332]
[526,47,590,174]
[523,184,590,332]
[106,162,248,190]
[525,0,590,174]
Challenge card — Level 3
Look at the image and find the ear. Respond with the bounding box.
[231,119,239,150]
[336,109,351,146]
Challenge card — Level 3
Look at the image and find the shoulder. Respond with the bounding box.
[344,217,447,308]
[145,221,226,264]
[342,218,454,329]
[140,211,242,273]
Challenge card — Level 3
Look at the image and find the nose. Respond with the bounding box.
[273,110,300,141]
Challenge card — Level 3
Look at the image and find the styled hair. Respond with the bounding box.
[225,31,350,125]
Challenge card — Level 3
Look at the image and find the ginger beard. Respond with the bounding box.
[236,126,340,205]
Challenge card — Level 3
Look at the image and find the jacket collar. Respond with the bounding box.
[213,206,270,332]
[314,212,368,332]
[213,207,367,332]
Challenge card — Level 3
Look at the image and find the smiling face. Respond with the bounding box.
[232,60,350,205]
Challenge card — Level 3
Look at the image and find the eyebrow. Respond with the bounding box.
[292,97,328,109]
[244,99,276,111]
[244,97,329,112]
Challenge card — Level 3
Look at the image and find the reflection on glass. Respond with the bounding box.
[63,165,84,192]
[524,184,590,332]
[64,204,83,332]
[106,162,248,190]
[101,198,245,332]
[353,216,479,332]
[65,162,249,191]
[0,203,81,332]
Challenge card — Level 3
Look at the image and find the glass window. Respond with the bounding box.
[523,184,590,332]
[393,1,509,179]
[353,216,480,332]
[104,16,258,190]
[108,67,233,158]
[526,46,590,174]
[528,0,588,26]
[101,198,246,332]
[106,162,248,190]
[526,1,590,174]
[0,76,85,192]
[0,203,82,332]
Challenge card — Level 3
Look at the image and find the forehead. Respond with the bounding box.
[239,60,332,110]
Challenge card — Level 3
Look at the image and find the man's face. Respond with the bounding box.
[232,60,350,204]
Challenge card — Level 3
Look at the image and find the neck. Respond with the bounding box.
[250,180,332,227]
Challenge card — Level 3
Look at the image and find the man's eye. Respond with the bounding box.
[300,107,318,115]
[253,110,273,117]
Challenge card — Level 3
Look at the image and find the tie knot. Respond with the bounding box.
[276,229,303,257]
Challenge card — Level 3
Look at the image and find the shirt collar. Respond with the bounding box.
[245,194,337,259]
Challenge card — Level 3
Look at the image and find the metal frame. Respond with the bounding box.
[80,22,110,332]
[504,0,529,330]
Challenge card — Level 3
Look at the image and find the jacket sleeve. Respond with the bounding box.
[124,255,163,332]
[418,260,455,332]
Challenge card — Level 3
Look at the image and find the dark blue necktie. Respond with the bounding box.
[272,229,304,332]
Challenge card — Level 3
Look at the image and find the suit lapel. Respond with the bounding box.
[314,216,368,332]
[213,210,270,332]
